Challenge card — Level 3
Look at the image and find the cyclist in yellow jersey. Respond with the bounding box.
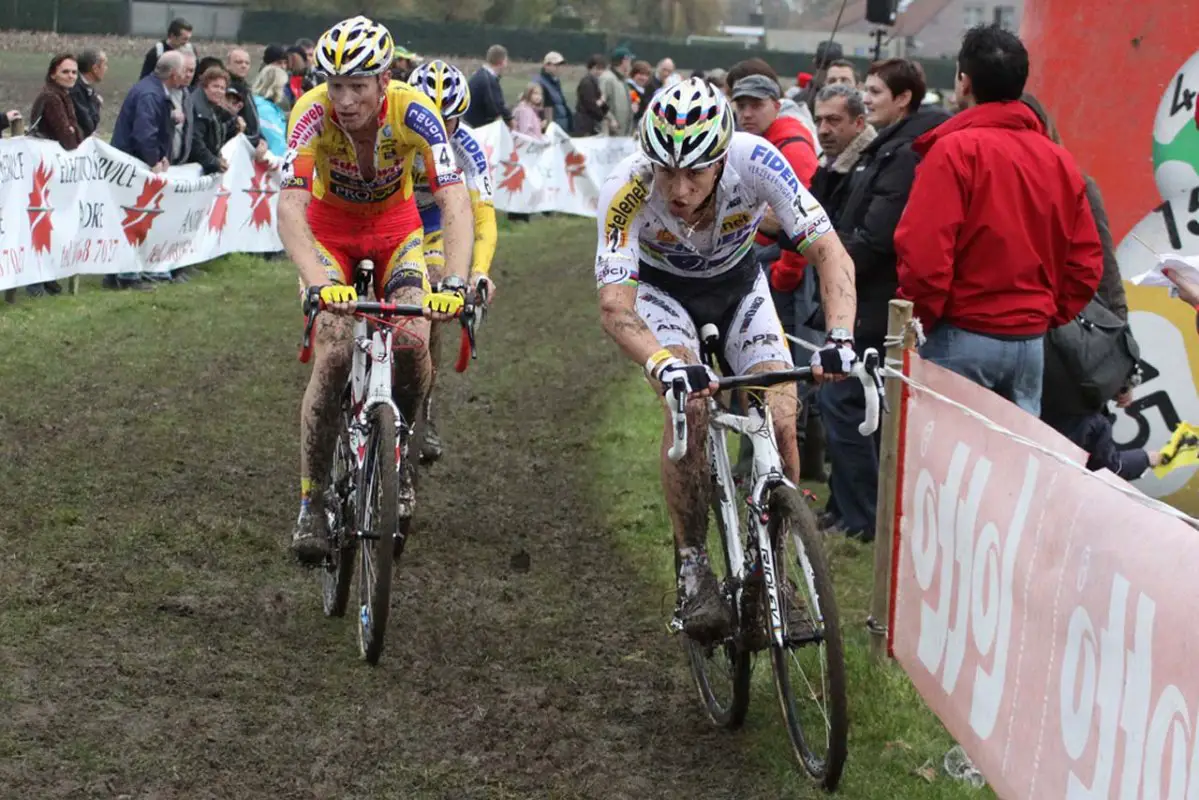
[279,15,474,565]
[407,59,498,462]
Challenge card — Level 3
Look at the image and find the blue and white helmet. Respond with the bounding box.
[407,60,471,120]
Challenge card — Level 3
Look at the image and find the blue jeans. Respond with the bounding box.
[919,324,1045,416]
[819,376,879,535]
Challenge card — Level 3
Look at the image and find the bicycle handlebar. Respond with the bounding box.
[665,348,886,463]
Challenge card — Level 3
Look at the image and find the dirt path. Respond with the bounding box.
[0,220,787,799]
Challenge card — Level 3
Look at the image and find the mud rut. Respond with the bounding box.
[0,223,782,799]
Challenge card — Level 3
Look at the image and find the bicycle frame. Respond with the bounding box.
[705,400,796,648]
[348,316,404,479]
[666,335,884,648]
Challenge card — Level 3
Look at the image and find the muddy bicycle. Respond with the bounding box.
[298,260,483,664]
[666,324,884,791]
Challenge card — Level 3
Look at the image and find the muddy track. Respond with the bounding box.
[0,221,787,800]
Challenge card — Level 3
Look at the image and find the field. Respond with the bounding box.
[0,214,996,798]
[0,32,583,142]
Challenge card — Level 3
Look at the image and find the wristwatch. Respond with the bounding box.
[439,275,467,296]
[827,327,854,345]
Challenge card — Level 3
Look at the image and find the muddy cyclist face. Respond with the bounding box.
[327,74,389,132]
[655,161,722,220]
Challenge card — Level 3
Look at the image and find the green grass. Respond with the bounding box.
[0,217,994,797]
[591,375,998,798]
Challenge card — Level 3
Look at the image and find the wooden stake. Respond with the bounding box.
[868,299,915,662]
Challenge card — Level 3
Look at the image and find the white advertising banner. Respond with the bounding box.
[0,134,282,291]
[471,121,636,216]
[0,125,633,291]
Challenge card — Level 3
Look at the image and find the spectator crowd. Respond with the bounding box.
[1,20,1168,510]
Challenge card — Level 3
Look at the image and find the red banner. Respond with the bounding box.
[891,355,1199,798]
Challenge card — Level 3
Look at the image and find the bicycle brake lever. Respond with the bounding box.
[864,350,889,414]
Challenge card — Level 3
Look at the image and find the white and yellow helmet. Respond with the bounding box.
[407,60,471,120]
[639,77,734,169]
[315,15,394,78]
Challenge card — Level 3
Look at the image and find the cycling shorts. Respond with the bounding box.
[422,227,445,279]
[635,266,793,376]
[308,199,430,298]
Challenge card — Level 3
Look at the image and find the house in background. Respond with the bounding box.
[792,0,1024,58]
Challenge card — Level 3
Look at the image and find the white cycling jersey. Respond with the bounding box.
[594,131,832,288]
[412,124,493,222]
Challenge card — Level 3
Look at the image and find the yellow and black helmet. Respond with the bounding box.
[315,15,394,77]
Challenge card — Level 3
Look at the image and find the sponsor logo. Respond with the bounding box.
[404,101,448,146]
[26,160,53,254]
[498,149,525,193]
[244,160,278,229]
[454,128,489,178]
[120,176,167,245]
[281,176,309,191]
[604,177,649,251]
[329,183,401,204]
[565,151,586,194]
[596,255,635,286]
[656,322,694,336]
[726,195,744,209]
[287,103,325,149]
[720,212,752,235]
[738,296,766,334]
[741,332,780,350]
[655,229,679,244]
[748,144,799,192]
[640,291,679,318]
[208,183,231,238]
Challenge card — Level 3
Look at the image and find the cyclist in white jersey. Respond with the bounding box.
[407,60,498,463]
[595,78,858,639]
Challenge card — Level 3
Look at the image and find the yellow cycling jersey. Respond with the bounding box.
[281,81,462,217]
[412,120,497,276]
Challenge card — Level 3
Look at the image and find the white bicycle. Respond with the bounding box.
[665,323,883,791]
[298,260,483,665]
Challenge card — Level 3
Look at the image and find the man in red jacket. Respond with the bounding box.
[895,25,1102,415]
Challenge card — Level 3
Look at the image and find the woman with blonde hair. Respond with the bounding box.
[252,64,290,156]
[512,82,548,140]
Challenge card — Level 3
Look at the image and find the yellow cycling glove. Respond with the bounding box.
[422,291,465,315]
[318,285,357,305]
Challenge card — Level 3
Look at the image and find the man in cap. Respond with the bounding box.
[391,43,423,82]
[535,51,572,133]
[598,45,635,135]
[732,70,824,480]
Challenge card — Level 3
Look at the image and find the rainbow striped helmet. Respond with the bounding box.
[639,77,734,169]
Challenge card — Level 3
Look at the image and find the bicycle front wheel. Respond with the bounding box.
[767,486,849,790]
[355,404,399,665]
[321,422,357,618]
[684,470,751,728]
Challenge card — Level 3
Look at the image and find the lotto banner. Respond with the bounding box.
[471,121,636,217]
[0,134,281,291]
[1025,3,1199,512]
[890,354,1199,799]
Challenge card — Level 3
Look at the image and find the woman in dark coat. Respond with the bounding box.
[26,53,82,296]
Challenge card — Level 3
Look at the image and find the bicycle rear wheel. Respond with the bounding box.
[321,420,357,618]
[684,465,751,729]
[356,404,399,665]
[767,486,849,790]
